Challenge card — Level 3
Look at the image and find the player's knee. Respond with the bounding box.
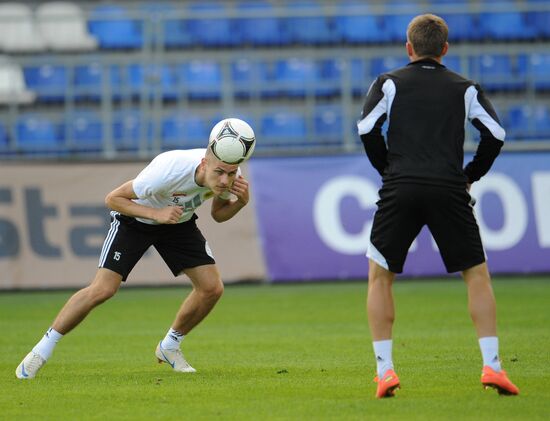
[199,281,224,301]
[87,284,118,305]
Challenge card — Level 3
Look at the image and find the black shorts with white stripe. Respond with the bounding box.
[99,211,215,281]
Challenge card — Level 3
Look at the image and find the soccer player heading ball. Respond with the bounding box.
[357,14,519,398]
[16,118,255,379]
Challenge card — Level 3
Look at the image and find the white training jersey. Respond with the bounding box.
[132,149,234,225]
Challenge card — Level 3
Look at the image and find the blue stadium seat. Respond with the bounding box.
[231,59,271,98]
[314,105,343,143]
[470,54,527,91]
[177,60,222,100]
[67,111,103,151]
[381,1,421,42]
[529,53,550,90]
[23,64,67,102]
[236,1,287,46]
[16,114,63,152]
[370,56,409,77]
[350,58,370,96]
[139,2,191,48]
[285,1,336,45]
[88,4,143,49]
[161,113,208,149]
[479,1,535,41]
[317,59,342,97]
[0,123,8,150]
[275,58,318,97]
[186,2,237,47]
[505,104,550,140]
[112,110,147,151]
[335,1,387,44]
[261,110,307,145]
[526,0,550,39]
[442,55,463,73]
[74,62,123,101]
[127,64,177,100]
[440,12,480,42]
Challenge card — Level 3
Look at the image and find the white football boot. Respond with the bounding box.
[16,351,46,379]
[155,342,196,373]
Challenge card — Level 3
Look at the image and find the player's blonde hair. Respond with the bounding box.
[407,14,448,58]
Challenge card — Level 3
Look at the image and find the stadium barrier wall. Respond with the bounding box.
[249,152,550,282]
[0,162,266,290]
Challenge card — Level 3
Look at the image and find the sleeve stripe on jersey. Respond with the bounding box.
[357,79,396,136]
[465,85,506,141]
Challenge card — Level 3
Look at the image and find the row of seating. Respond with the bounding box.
[10,53,550,105]
[2,104,549,156]
[2,1,550,53]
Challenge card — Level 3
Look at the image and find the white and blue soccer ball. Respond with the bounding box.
[208,118,256,164]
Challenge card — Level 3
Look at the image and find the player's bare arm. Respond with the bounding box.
[105,180,183,224]
[210,175,249,223]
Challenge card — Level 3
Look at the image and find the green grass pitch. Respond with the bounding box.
[1,277,549,420]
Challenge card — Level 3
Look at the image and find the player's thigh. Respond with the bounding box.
[426,187,485,273]
[370,184,425,273]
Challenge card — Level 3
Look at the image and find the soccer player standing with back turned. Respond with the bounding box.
[357,14,519,398]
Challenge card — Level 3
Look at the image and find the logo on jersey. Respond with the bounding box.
[172,192,187,197]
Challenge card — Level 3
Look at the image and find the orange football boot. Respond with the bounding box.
[481,366,519,395]
[374,369,400,398]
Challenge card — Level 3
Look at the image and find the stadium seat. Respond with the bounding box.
[112,110,148,151]
[66,111,103,152]
[335,1,388,44]
[370,56,409,77]
[23,64,68,102]
[479,1,535,41]
[350,58,370,96]
[161,113,209,150]
[36,2,98,51]
[236,1,288,46]
[88,4,143,49]
[526,0,550,39]
[469,54,527,91]
[74,62,124,101]
[442,55,463,74]
[231,58,271,98]
[381,1,422,42]
[177,60,222,100]
[317,59,342,97]
[16,114,63,152]
[127,63,177,100]
[0,56,36,104]
[274,58,318,98]
[285,1,336,45]
[139,2,191,48]
[0,3,45,52]
[261,110,307,145]
[0,123,8,149]
[314,105,343,143]
[186,2,237,47]
[529,53,550,90]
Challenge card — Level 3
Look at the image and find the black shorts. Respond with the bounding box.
[368,183,485,274]
[98,211,216,281]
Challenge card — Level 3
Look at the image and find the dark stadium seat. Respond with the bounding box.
[236,1,288,46]
[285,1,337,45]
[139,2,191,48]
[526,0,550,39]
[67,111,103,151]
[529,53,550,90]
[161,113,208,149]
[0,123,8,149]
[314,105,343,143]
[23,64,67,102]
[335,1,387,44]
[16,114,63,151]
[261,110,307,144]
[470,54,527,91]
[177,60,222,100]
[186,2,237,47]
[231,58,271,98]
[317,59,342,97]
[88,4,143,49]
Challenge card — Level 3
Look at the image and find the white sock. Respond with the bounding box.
[373,339,394,378]
[32,327,63,361]
[479,336,501,372]
[160,328,184,350]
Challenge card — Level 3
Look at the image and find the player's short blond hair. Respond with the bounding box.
[407,14,448,58]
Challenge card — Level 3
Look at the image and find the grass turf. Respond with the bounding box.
[1,277,549,420]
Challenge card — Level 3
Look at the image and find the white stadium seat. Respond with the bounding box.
[0,3,45,52]
[36,2,98,51]
[0,56,36,104]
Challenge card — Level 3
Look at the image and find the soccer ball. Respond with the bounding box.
[208,118,256,164]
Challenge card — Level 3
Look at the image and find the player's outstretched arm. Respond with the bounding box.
[105,180,183,224]
[210,176,249,223]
